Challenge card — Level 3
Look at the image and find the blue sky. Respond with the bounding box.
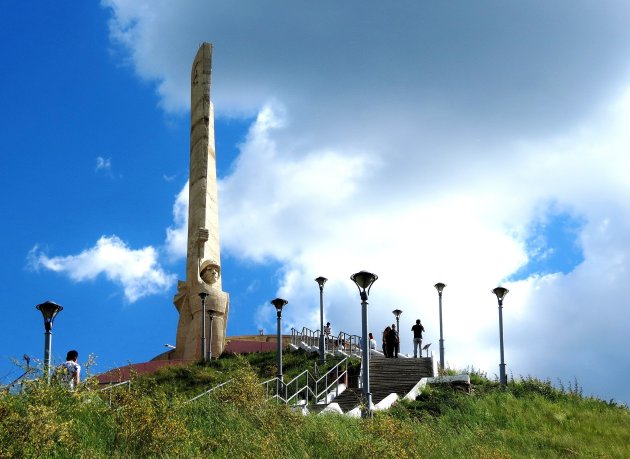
[2,1,630,405]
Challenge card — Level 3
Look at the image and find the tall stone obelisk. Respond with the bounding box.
[170,42,229,361]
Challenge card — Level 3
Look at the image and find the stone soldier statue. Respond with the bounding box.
[173,229,229,360]
[160,42,230,361]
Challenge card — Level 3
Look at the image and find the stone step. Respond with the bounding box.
[307,404,330,414]
[331,388,364,412]
[312,357,434,413]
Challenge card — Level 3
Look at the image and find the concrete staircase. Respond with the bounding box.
[370,357,433,404]
[321,357,434,413]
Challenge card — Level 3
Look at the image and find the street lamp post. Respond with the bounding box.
[35,301,63,383]
[351,270,378,418]
[315,276,328,363]
[392,309,402,356]
[199,292,208,362]
[271,298,288,393]
[206,309,219,361]
[434,282,446,370]
[492,286,509,386]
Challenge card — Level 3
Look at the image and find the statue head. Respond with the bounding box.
[200,259,221,285]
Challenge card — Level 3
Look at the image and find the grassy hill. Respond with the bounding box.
[1,351,628,458]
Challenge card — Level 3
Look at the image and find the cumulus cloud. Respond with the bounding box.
[164,182,189,260]
[28,236,176,303]
[102,0,630,402]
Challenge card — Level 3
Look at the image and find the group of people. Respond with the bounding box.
[381,324,400,358]
[325,319,427,358]
[380,319,426,358]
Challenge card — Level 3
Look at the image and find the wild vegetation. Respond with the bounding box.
[1,351,628,458]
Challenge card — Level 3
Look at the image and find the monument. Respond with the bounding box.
[163,42,229,361]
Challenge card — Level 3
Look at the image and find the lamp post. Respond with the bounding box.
[206,308,219,361]
[350,270,378,417]
[271,298,288,392]
[35,300,63,383]
[434,282,446,370]
[199,292,208,362]
[392,309,402,357]
[315,276,328,363]
[492,286,509,386]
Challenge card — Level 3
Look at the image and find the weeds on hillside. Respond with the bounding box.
[1,354,628,458]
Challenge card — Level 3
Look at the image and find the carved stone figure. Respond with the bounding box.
[164,42,229,361]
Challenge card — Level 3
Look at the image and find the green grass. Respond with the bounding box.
[1,352,628,458]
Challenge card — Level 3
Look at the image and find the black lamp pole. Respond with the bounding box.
[271,298,288,393]
[315,276,327,363]
[351,271,378,418]
[492,287,509,386]
[434,282,446,370]
[35,300,63,383]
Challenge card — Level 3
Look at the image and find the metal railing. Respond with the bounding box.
[260,357,349,406]
[291,325,363,358]
[335,332,362,357]
[1,368,36,394]
[99,380,132,407]
[291,327,301,347]
[187,379,234,403]
[261,370,314,405]
[301,327,320,348]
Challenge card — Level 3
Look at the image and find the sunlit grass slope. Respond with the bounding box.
[0,351,628,458]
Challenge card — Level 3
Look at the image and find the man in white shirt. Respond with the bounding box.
[59,350,81,390]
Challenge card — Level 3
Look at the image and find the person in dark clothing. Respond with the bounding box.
[389,324,400,358]
[411,319,425,358]
[382,326,391,357]
[386,325,399,358]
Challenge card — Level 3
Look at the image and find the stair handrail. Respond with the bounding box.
[284,369,316,405]
[99,380,132,407]
[300,327,319,348]
[260,376,286,402]
[186,378,234,403]
[336,331,362,357]
[1,367,36,393]
[290,327,300,347]
[99,380,131,392]
[314,357,349,403]
[261,357,352,406]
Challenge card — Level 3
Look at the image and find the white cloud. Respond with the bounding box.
[216,96,630,402]
[28,236,176,303]
[95,156,111,171]
[103,1,630,402]
[164,182,189,260]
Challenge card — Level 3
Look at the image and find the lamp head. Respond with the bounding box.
[492,286,509,302]
[434,282,446,294]
[198,291,209,300]
[315,276,328,288]
[392,309,403,319]
[207,308,222,318]
[350,271,378,301]
[36,301,63,331]
[271,298,288,314]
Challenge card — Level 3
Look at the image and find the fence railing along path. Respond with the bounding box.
[187,357,350,407]
[291,327,363,358]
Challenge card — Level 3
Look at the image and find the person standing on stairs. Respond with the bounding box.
[382,326,391,357]
[324,322,331,351]
[411,319,425,358]
[388,324,400,358]
[369,332,377,350]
